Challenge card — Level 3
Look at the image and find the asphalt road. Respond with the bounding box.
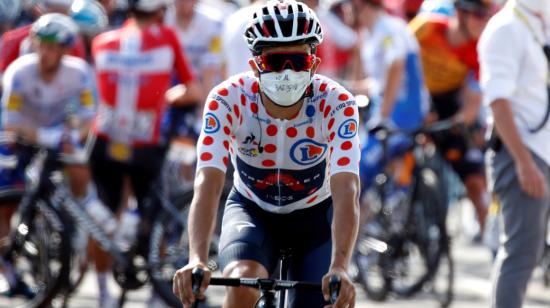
[2,200,550,308]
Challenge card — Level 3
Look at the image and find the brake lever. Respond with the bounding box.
[328,275,341,305]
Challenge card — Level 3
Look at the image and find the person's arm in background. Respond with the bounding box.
[379,58,405,119]
[478,19,546,199]
[166,28,202,106]
[455,73,482,125]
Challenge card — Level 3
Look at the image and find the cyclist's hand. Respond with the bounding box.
[516,157,547,199]
[173,262,211,307]
[322,267,355,308]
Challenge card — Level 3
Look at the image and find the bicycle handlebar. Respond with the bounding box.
[191,267,341,306]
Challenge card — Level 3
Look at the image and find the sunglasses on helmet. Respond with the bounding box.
[255,52,316,73]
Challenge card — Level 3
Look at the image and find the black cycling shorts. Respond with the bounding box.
[89,137,166,213]
[218,188,333,308]
[430,91,485,180]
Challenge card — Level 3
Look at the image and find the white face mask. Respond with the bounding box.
[259,69,312,107]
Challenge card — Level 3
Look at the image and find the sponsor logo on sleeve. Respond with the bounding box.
[338,119,358,139]
[204,112,220,134]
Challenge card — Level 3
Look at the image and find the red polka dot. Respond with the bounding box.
[231,83,237,88]
[329,132,335,141]
[208,100,218,110]
[200,152,213,161]
[344,107,354,117]
[239,78,244,86]
[324,105,332,118]
[319,83,328,92]
[319,99,326,112]
[341,141,352,150]
[330,147,334,155]
[307,195,318,204]
[223,140,229,150]
[306,127,315,138]
[240,94,246,106]
[223,126,231,135]
[203,136,214,145]
[223,156,229,166]
[251,81,259,93]
[251,103,258,114]
[226,114,233,125]
[264,144,277,153]
[266,124,277,136]
[337,157,350,166]
[328,118,335,130]
[218,88,229,96]
[338,93,349,101]
[262,160,275,167]
[240,117,243,125]
[234,104,241,118]
[286,127,297,138]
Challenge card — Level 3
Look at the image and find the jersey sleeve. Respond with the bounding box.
[195,82,237,173]
[77,62,97,121]
[323,87,361,176]
[1,64,24,126]
[167,28,195,84]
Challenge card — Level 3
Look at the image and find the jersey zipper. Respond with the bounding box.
[276,120,286,207]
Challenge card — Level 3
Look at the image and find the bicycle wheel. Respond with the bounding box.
[392,166,447,297]
[2,200,71,308]
[429,248,454,308]
[353,234,391,301]
[149,186,229,307]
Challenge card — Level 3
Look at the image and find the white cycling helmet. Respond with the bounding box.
[70,0,108,36]
[129,0,173,12]
[31,13,79,46]
[244,0,323,55]
[0,0,22,23]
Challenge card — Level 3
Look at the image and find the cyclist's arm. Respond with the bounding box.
[456,74,482,125]
[325,89,361,269]
[380,58,405,119]
[329,172,360,270]
[168,28,202,106]
[188,167,226,264]
[189,82,236,263]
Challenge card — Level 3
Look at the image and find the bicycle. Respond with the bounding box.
[353,119,455,307]
[189,248,342,308]
[1,137,78,308]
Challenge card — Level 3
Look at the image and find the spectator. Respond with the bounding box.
[478,0,550,307]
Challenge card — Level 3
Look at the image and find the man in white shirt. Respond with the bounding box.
[478,0,550,307]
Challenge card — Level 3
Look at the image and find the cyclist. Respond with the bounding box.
[409,0,492,238]
[0,13,96,298]
[69,0,108,61]
[0,0,87,75]
[90,0,199,303]
[162,0,224,191]
[350,0,428,225]
[173,1,360,307]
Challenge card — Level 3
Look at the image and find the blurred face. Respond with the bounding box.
[353,0,381,28]
[175,0,197,18]
[36,40,66,74]
[459,9,490,39]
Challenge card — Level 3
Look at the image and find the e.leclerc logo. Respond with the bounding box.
[338,119,357,139]
[204,112,220,133]
[290,139,327,166]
